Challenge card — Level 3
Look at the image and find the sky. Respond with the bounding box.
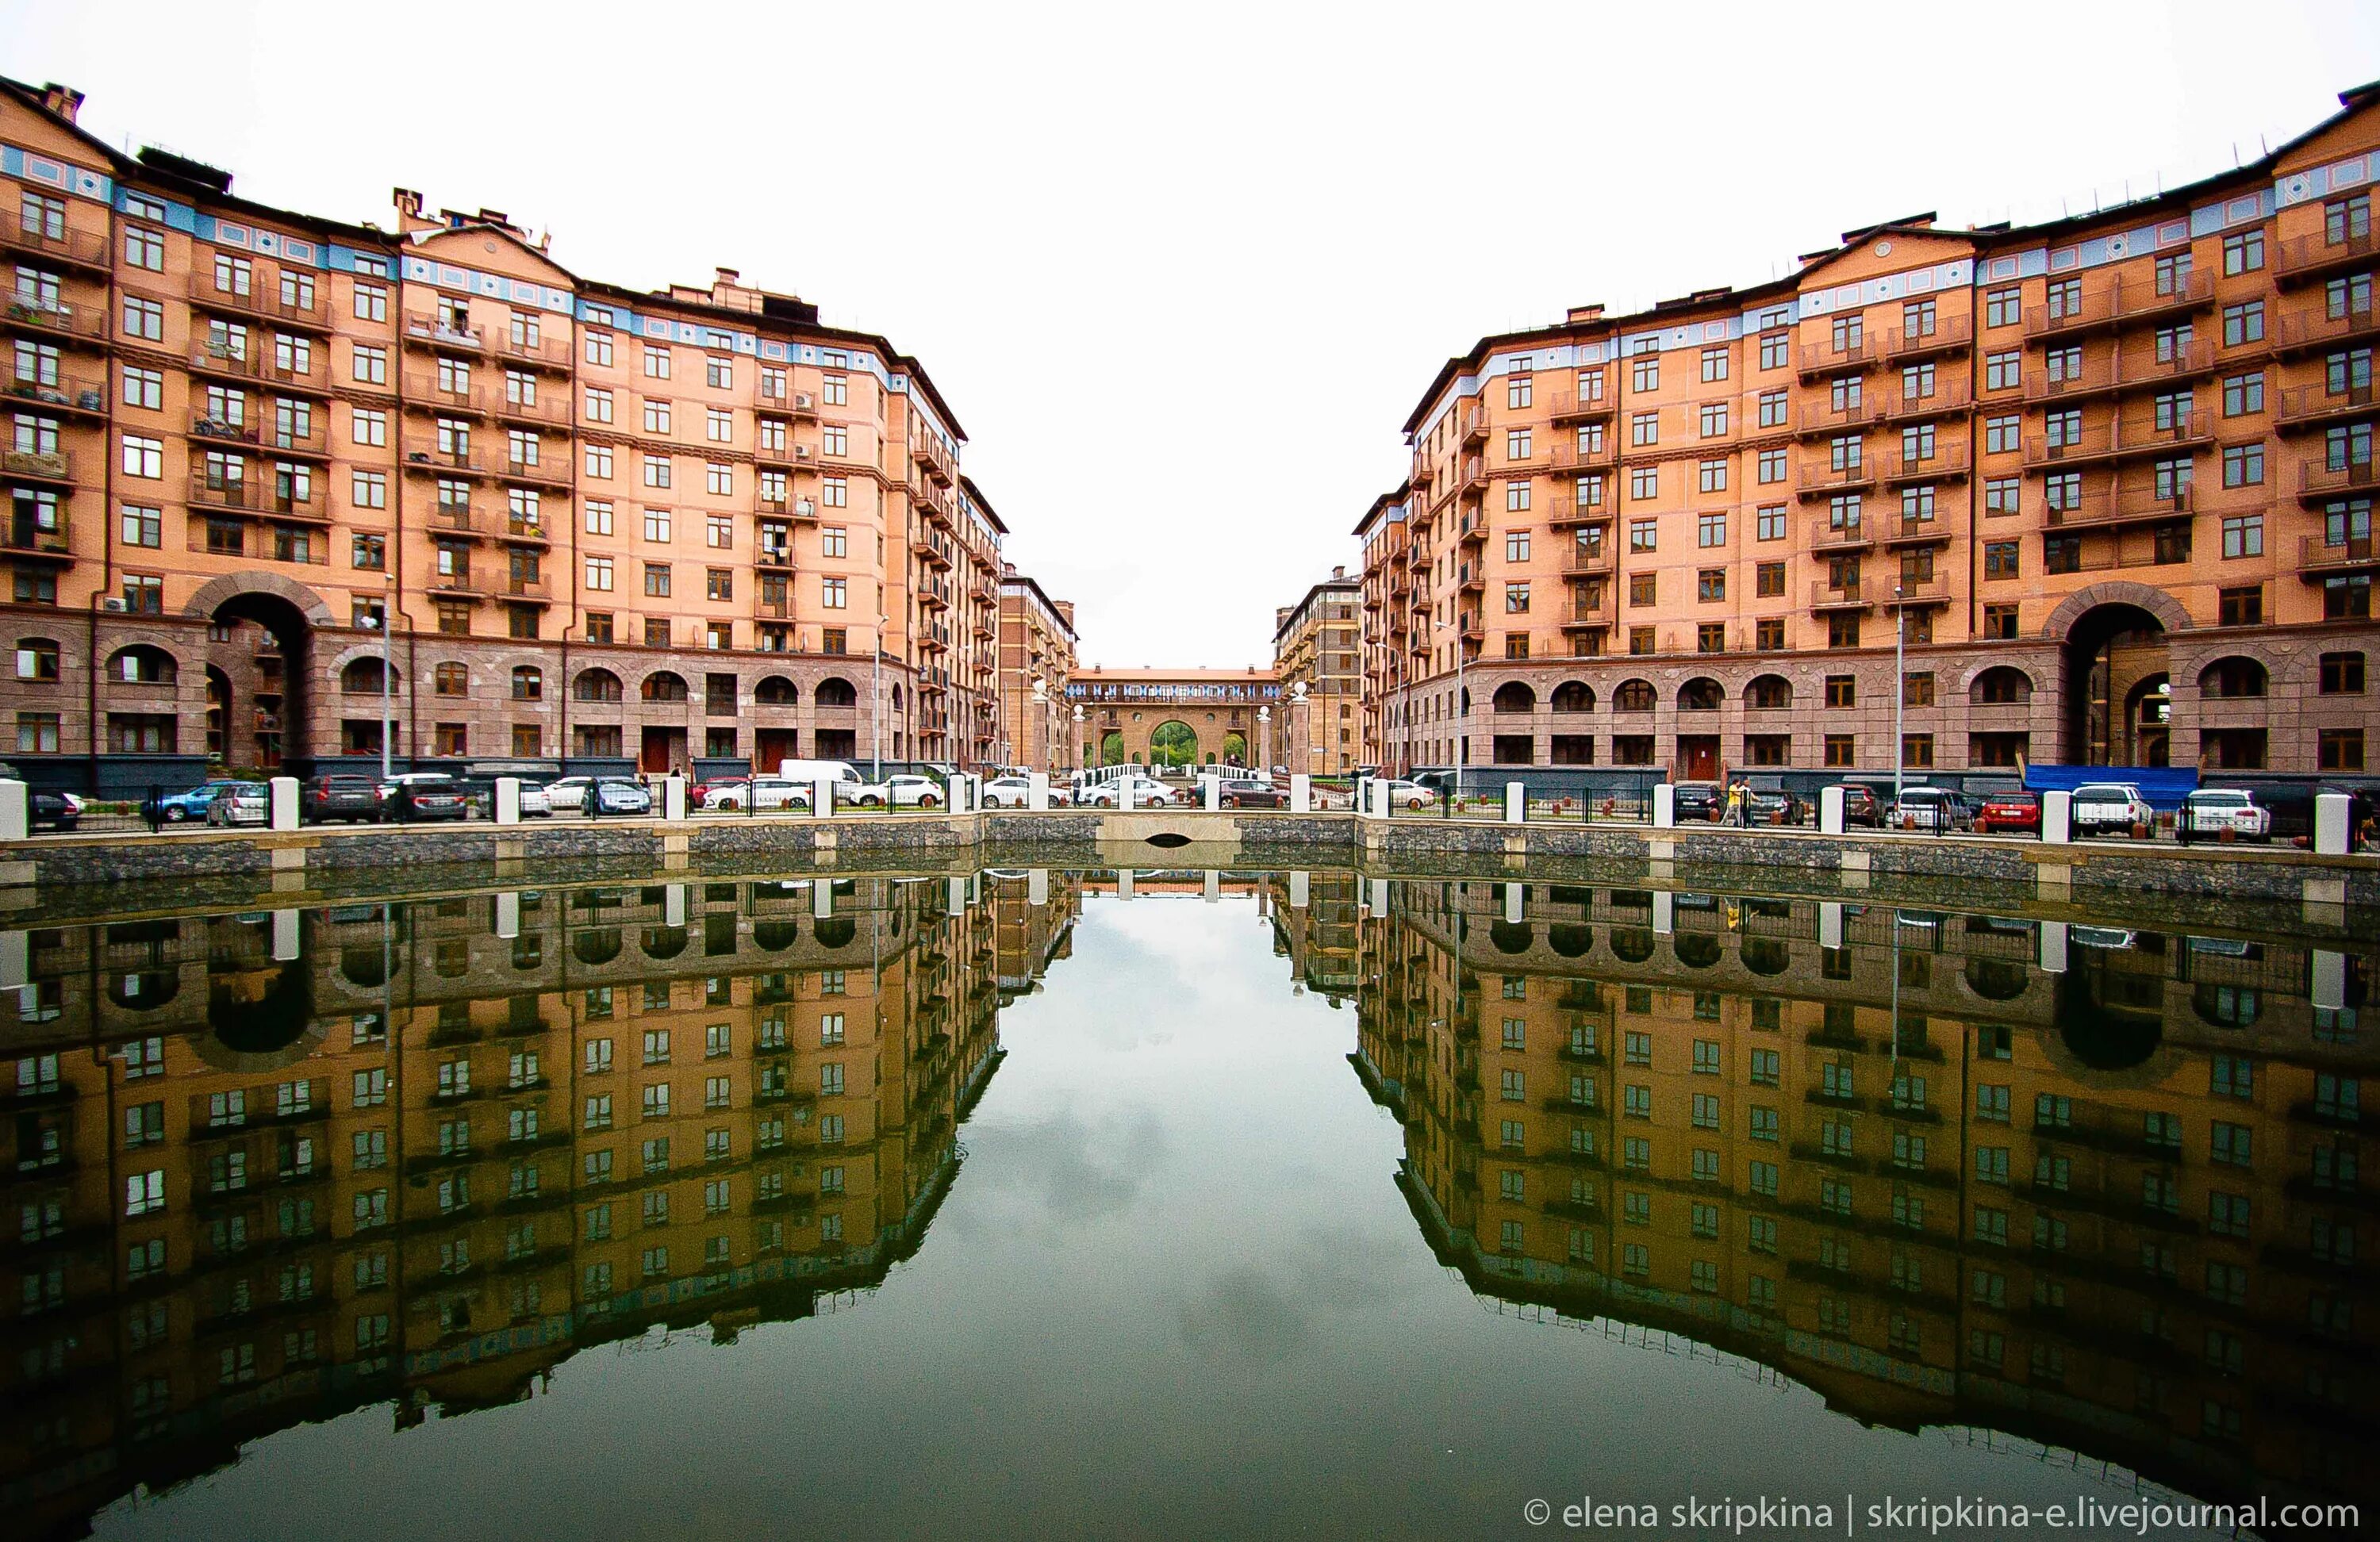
[6,1,2380,668]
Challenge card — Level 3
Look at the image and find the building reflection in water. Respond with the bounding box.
[0,872,1080,1540]
[1346,879,2375,1521]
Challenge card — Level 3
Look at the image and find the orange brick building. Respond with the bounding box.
[1361,84,2380,782]
[0,77,1012,792]
[994,568,1077,773]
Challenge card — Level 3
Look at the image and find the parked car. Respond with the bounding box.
[148,781,236,823]
[704,776,812,812]
[982,776,1072,807]
[543,777,596,815]
[1217,777,1286,808]
[1970,788,2040,837]
[387,777,470,821]
[205,781,271,827]
[29,788,79,832]
[1826,783,1883,828]
[1664,781,1721,822]
[1369,778,1438,811]
[1891,786,1973,832]
[1742,779,1804,826]
[592,778,651,815]
[1080,775,1179,807]
[303,775,385,825]
[2071,926,2137,950]
[515,782,552,817]
[2071,781,2156,838]
[2177,788,2272,843]
[885,774,948,808]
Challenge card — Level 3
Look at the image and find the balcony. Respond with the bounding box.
[1881,315,1973,361]
[504,455,570,489]
[919,577,951,611]
[2275,227,2380,287]
[1877,382,1971,421]
[186,271,332,333]
[191,413,332,459]
[1798,339,1880,380]
[912,529,954,567]
[911,433,957,487]
[1456,561,1485,593]
[1795,458,1877,498]
[1561,592,1614,629]
[188,473,328,522]
[1547,392,1615,424]
[183,342,328,396]
[1794,397,1883,437]
[2276,382,2377,432]
[1408,451,1436,488]
[2301,534,2380,573]
[1883,573,1952,608]
[0,447,73,485]
[1,512,71,557]
[2020,341,2216,404]
[1,372,104,418]
[2274,303,2380,356]
[2043,480,2195,530]
[1545,493,1612,526]
[1886,511,1955,545]
[427,501,483,538]
[1809,579,1876,610]
[0,221,109,273]
[2,296,108,345]
[755,545,797,573]
[1561,544,1614,575]
[1455,509,1488,547]
[502,518,550,547]
[2025,416,2211,470]
[493,331,573,373]
[426,567,483,598]
[402,440,495,478]
[1458,402,1489,447]
[501,574,553,603]
[493,389,572,429]
[402,314,490,355]
[2298,458,2379,502]
[754,592,792,620]
[1880,443,1970,485]
[1806,516,1874,552]
[2023,270,2213,340]
[1546,440,1617,472]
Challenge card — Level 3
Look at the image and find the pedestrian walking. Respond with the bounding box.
[1724,781,1744,828]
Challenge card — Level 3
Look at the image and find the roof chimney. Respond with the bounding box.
[715,267,741,287]
[1566,303,1605,324]
[1330,564,1346,581]
[40,83,84,124]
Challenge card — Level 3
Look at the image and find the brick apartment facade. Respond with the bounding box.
[994,568,1077,773]
[0,77,1012,794]
[1359,83,2380,784]
[1272,567,1362,774]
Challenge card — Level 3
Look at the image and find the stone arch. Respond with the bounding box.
[1677,676,1725,712]
[2197,655,2269,699]
[2041,581,2190,642]
[640,669,689,703]
[755,675,799,706]
[104,642,178,685]
[1550,680,1594,713]
[182,571,337,628]
[1967,664,2034,703]
[1745,673,1792,711]
[339,656,399,694]
[1614,678,1656,712]
[1491,681,1537,714]
[816,676,858,708]
[574,667,623,702]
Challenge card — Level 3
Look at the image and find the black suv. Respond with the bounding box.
[1670,781,1724,822]
[303,775,384,824]
[1744,780,1805,825]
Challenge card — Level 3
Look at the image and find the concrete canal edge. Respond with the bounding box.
[4,810,2371,925]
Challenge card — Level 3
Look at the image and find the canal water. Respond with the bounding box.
[5,871,2370,1539]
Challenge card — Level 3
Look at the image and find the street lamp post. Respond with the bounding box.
[1257,704,1270,773]
[1072,704,1085,770]
[872,612,887,781]
[359,608,392,782]
[1892,584,1906,815]
[1030,675,1048,775]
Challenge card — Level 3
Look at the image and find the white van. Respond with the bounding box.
[775,759,860,787]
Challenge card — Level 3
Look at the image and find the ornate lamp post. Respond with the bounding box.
[1029,675,1049,774]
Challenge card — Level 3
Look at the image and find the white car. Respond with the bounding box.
[543,777,593,815]
[516,783,551,816]
[982,776,1072,807]
[1080,776,1177,807]
[884,773,947,808]
[706,776,812,812]
[2071,781,2155,838]
[1368,778,1439,811]
[2177,788,2271,843]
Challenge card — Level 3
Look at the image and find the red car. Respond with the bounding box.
[1971,789,2040,837]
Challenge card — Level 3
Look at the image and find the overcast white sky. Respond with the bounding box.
[7,2,2380,667]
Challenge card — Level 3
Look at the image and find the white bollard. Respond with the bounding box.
[2313,950,2347,1011]
[1368,877,1390,915]
[812,879,833,919]
[664,883,687,928]
[663,775,689,823]
[813,776,836,819]
[271,910,300,961]
[946,774,966,814]
[494,891,520,939]
[1027,772,1049,812]
[1290,774,1311,813]
[269,776,300,832]
[1503,882,1524,923]
[1818,785,1844,836]
[1818,901,1844,950]
[0,780,25,842]
[1653,784,1676,829]
[1027,868,1049,907]
[1369,779,1391,819]
[2315,792,2351,856]
[1203,869,1220,903]
[1203,777,1220,812]
[1120,777,1137,812]
[1289,870,1309,909]
[1117,869,1136,901]
[948,876,966,915]
[1505,781,1526,825]
[1653,890,1675,934]
[0,929,24,989]
[495,776,522,826]
[2039,919,2068,973]
[2041,789,2072,846]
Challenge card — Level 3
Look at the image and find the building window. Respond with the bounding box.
[2318,651,2365,694]
[2222,372,2264,416]
[2219,586,2263,627]
[2320,728,2367,770]
[2222,230,2264,275]
[2222,443,2264,488]
[2221,514,2263,558]
[1824,735,1855,768]
[2221,301,2264,347]
[1983,540,2019,580]
[1983,604,2018,641]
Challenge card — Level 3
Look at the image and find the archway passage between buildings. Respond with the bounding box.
[1148,719,1197,769]
[2062,602,2170,767]
[206,589,317,771]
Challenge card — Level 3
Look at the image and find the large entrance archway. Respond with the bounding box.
[186,574,335,773]
[1148,719,1197,769]
[2050,589,2185,768]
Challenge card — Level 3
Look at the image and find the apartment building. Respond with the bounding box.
[1358,882,2378,1520]
[0,77,1008,792]
[1272,566,1362,773]
[0,877,1004,1536]
[1361,82,2380,781]
[1065,666,1280,769]
[994,566,1077,773]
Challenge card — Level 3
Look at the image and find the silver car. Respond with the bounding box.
[205,781,271,827]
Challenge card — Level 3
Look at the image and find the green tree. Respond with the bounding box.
[1221,731,1248,765]
[1150,719,1198,768]
[1100,731,1126,766]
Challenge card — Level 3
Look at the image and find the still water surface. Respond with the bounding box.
[5,872,2371,1539]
